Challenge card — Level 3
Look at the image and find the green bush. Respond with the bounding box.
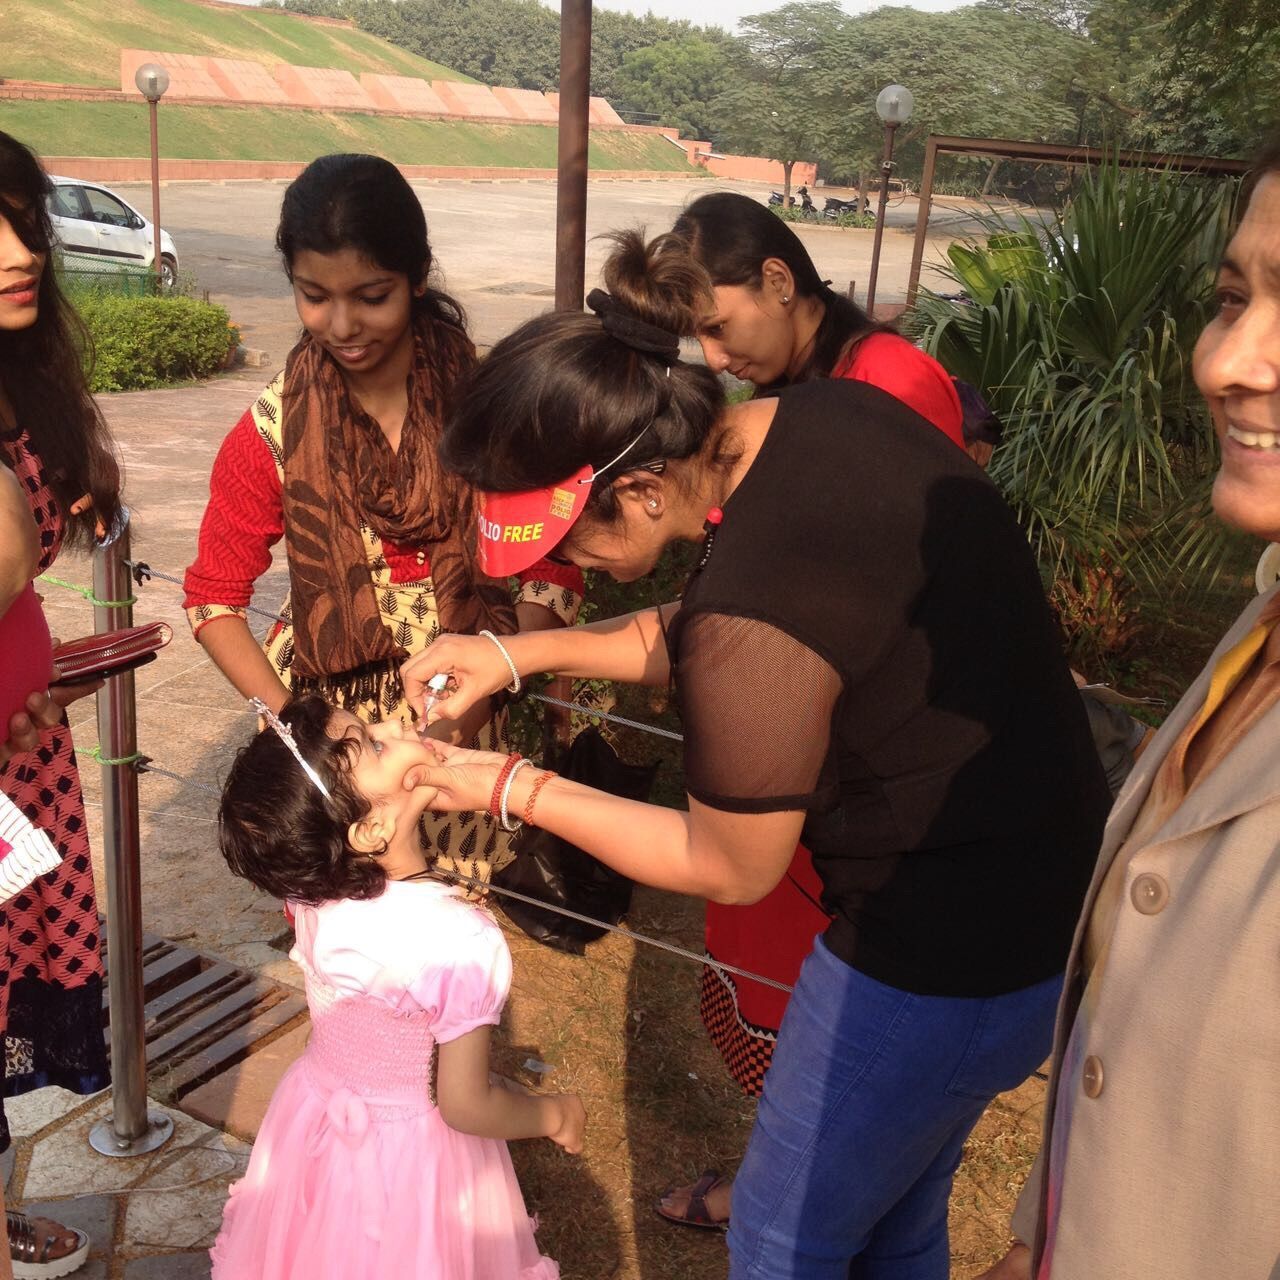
[771,205,877,230]
[905,159,1239,670]
[70,291,237,392]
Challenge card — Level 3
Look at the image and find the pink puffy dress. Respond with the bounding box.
[210,879,558,1280]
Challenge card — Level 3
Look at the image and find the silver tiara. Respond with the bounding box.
[249,698,331,800]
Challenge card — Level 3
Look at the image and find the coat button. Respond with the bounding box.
[1130,872,1169,915]
[1082,1055,1104,1098]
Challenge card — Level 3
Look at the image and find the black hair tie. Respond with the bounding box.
[586,288,681,366]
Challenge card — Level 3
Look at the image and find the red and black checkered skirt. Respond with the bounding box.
[700,843,831,1099]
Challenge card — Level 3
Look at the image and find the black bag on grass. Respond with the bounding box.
[492,727,657,955]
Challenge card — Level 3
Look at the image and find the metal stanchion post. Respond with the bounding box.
[88,511,174,1158]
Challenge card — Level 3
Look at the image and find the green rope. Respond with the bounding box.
[83,744,145,768]
[36,574,136,610]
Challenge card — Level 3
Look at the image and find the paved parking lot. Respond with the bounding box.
[100,176,978,358]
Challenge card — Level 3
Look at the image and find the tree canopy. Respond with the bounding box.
[267,0,1278,176]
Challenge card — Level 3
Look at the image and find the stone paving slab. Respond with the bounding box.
[181,1022,310,1144]
[4,1088,247,1278]
[21,1196,113,1276]
[123,1254,211,1279]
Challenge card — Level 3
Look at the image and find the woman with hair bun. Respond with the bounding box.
[402,228,1110,1280]
[184,154,579,882]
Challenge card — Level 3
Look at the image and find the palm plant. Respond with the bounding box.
[907,158,1238,666]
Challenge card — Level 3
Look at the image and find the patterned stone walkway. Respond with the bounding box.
[4,1086,249,1278]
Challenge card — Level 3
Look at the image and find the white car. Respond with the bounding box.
[46,176,180,290]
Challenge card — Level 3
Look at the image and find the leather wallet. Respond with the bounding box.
[51,622,172,685]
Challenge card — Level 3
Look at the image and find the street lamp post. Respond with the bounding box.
[133,63,169,291]
[865,83,913,318]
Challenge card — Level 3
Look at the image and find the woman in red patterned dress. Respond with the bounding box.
[0,130,120,1275]
[656,193,969,1228]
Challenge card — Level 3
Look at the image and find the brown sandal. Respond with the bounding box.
[655,1169,730,1232]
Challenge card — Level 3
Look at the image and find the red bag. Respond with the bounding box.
[51,622,172,686]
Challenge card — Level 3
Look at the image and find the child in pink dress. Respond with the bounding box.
[212,693,584,1280]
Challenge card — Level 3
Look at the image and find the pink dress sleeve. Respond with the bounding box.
[409,906,512,1043]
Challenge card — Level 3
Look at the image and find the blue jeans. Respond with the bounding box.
[728,937,1061,1280]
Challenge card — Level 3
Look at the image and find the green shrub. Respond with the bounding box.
[70,291,237,392]
[771,205,876,230]
[905,158,1239,670]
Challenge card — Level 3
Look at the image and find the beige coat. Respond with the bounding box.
[1012,584,1280,1280]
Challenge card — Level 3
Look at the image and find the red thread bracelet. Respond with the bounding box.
[522,769,555,827]
[489,753,523,818]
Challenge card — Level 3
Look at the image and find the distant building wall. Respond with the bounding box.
[696,153,818,187]
[120,49,227,101]
[361,74,450,115]
[207,57,290,104]
[38,156,704,183]
[588,96,625,125]
[272,64,376,111]
[432,81,509,119]
[492,86,558,122]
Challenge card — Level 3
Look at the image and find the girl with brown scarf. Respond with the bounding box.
[184,154,580,879]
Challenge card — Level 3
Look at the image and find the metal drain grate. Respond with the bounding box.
[101,932,308,1101]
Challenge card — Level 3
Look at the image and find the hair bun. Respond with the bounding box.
[586,288,681,364]
[600,229,711,340]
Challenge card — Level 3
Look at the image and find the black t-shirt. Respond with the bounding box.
[669,379,1110,997]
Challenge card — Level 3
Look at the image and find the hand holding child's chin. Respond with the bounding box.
[401,741,509,813]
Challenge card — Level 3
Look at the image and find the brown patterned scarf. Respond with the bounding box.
[280,311,515,682]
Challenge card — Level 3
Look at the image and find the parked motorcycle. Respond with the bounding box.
[768,187,817,215]
[824,195,866,218]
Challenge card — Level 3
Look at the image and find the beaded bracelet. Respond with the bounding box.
[500,758,532,833]
[478,629,521,696]
[489,752,523,819]
[522,769,555,827]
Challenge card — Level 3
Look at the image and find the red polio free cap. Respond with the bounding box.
[476,464,593,577]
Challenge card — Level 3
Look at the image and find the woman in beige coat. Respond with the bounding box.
[981,142,1280,1280]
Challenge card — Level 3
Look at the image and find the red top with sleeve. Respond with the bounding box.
[182,408,583,622]
[831,332,964,448]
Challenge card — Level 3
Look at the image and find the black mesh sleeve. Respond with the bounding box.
[676,611,843,813]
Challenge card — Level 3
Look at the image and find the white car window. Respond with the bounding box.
[83,188,135,228]
[49,186,88,220]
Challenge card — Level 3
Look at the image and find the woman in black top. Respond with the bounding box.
[402,231,1110,1280]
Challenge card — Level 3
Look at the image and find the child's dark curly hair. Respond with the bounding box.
[219,694,389,905]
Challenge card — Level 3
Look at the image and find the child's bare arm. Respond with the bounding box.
[436,1026,585,1154]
